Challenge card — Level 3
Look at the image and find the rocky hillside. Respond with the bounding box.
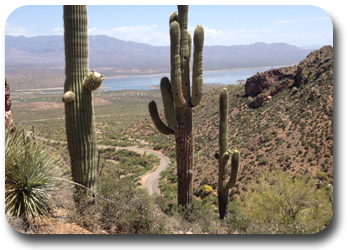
[124,46,333,200]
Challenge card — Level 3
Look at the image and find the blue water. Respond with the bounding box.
[38,67,273,93]
[41,89,64,93]
[102,67,273,91]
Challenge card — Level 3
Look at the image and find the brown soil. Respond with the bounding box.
[15,101,62,111]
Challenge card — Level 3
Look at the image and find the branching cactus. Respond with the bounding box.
[63,6,103,197]
[148,5,204,207]
[217,88,240,219]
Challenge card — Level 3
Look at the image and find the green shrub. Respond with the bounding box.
[240,170,332,234]
[316,171,329,180]
[93,174,171,234]
[258,156,269,165]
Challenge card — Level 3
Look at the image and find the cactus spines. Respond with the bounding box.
[64,5,98,196]
[217,88,240,219]
[83,69,105,91]
[148,5,204,207]
[63,91,75,103]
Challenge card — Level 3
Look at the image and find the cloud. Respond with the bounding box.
[192,26,277,46]
[52,27,63,35]
[88,25,169,46]
[5,23,33,36]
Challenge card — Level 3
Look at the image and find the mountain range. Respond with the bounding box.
[6,35,315,76]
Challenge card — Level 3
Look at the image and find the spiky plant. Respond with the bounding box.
[5,127,60,225]
[5,125,25,175]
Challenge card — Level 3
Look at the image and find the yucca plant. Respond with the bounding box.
[5,127,61,226]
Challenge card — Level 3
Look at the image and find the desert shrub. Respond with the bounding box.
[316,171,329,181]
[258,156,269,165]
[95,174,171,234]
[195,185,213,199]
[240,170,332,234]
[278,154,285,162]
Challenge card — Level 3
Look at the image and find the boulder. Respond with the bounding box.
[5,79,16,134]
[248,92,272,108]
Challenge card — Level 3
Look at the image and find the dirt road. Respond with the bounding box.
[30,133,169,195]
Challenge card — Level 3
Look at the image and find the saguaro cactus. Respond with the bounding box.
[63,6,103,196]
[148,5,204,207]
[217,88,240,219]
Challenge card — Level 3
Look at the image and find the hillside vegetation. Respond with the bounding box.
[6,46,333,234]
[124,46,333,201]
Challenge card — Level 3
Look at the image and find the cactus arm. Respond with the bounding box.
[148,101,175,135]
[169,11,178,25]
[160,77,178,129]
[191,25,204,107]
[179,29,190,98]
[170,21,186,108]
[226,150,240,189]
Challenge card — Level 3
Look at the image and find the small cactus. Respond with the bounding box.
[217,88,240,219]
[62,91,75,103]
[83,69,105,91]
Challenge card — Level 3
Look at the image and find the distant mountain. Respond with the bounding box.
[5,35,313,76]
[298,44,326,50]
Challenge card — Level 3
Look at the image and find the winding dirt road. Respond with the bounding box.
[30,133,169,195]
[115,146,170,195]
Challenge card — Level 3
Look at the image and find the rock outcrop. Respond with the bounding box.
[245,46,333,108]
[245,67,296,97]
[5,79,16,134]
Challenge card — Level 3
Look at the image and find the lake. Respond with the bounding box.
[38,66,278,93]
[102,67,274,91]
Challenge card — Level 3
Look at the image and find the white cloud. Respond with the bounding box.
[88,25,169,46]
[52,27,63,35]
[193,26,277,46]
[5,22,34,36]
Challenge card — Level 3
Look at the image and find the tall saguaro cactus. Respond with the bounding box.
[63,6,104,196]
[217,88,240,219]
[148,5,204,207]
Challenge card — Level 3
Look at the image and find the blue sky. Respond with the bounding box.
[5,5,333,47]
